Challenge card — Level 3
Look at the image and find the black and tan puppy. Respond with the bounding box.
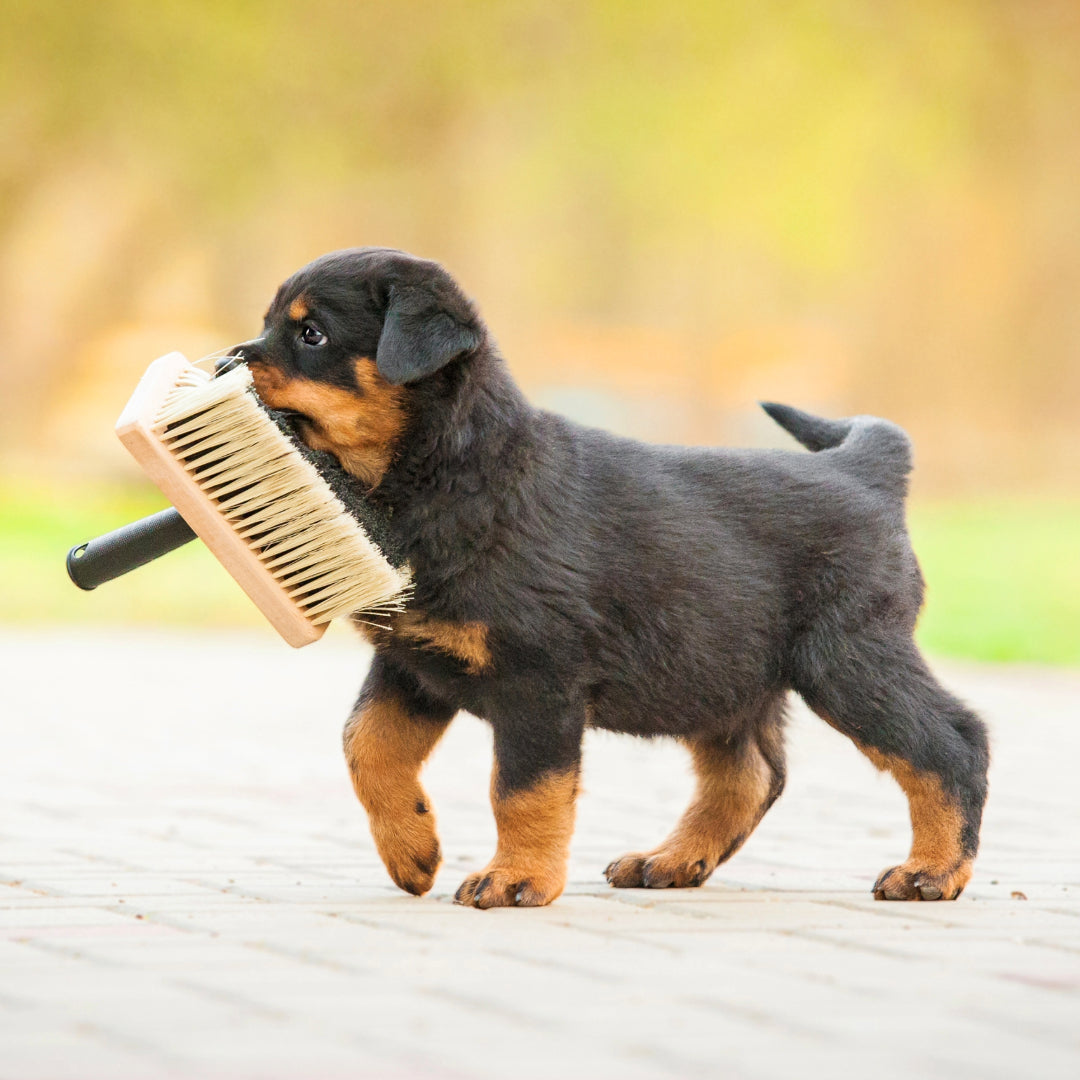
[225,247,989,908]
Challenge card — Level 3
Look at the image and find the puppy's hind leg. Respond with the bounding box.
[605,696,787,889]
[797,636,989,900]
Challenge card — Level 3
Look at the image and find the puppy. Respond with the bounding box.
[225,247,989,908]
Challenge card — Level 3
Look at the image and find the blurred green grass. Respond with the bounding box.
[0,479,261,630]
[1,480,1076,665]
[908,498,1080,666]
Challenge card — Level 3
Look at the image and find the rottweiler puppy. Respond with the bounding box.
[224,247,989,908]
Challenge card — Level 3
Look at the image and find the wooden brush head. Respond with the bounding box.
[116,352,410,647]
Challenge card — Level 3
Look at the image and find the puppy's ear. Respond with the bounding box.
[375,265,482,385]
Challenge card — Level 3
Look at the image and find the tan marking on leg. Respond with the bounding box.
[352,613,491,673]
[288,295,309,321]
[343,696,450,896]
[606,737,774,888]
[455,768,578,908]
[391,613,491,674]
[248,357,406,488]
[861,746,972,900]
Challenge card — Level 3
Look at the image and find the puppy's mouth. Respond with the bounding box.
[265,403,323,445]
[217,353,400,489]
[269,406,308,425]
[212,352,323,446]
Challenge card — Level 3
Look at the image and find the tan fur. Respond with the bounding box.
[343,696,450,895]
[811,715,973,899]
[288,295,309,321]
[361,612,491,673]
[861,746,972,899]
[455,768,579,908]
[248,356,406,488]
[606,737,774,887]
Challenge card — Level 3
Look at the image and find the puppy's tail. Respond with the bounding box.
[760,401,912,498]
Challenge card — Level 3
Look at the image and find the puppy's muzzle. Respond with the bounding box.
[215,338,266,377]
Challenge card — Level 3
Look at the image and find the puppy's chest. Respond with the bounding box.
[355,608,492,676]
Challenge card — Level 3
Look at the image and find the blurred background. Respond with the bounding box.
[0,0,1076,662]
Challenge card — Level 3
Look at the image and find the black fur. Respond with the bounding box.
[232,247,990,898]
[376,270,482,384]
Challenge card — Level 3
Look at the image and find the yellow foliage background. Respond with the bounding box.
[1,2,1077,660]
[3,0,1078,490]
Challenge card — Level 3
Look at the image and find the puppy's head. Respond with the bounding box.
[224,248,483,488]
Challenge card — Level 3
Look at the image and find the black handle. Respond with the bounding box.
[67,508,198,590]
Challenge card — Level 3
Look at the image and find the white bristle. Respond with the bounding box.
[152,365,410,624]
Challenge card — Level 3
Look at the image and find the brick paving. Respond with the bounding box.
[1,625,1078,1079]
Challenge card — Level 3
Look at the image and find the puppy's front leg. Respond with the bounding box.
[455,709,583,909]
[344,658,455,896]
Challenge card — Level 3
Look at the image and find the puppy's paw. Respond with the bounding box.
[604,850,713,889]
[370,810,441,897]
[873,860,972,901]
[454,865,565,909]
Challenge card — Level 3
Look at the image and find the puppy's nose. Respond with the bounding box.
[215,339,264,377]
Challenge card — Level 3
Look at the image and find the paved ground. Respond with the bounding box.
[1,625,1078,1080]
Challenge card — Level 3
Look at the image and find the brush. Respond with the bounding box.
[66,352,410,647]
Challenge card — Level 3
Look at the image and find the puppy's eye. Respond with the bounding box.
[300,324,328,347]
